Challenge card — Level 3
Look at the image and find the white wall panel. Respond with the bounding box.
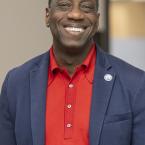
[110,38,145,71]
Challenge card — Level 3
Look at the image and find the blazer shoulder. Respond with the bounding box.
[106,53,145,77]
[14,51,49,71]
[5,51,49,84]
[105,52,145,96]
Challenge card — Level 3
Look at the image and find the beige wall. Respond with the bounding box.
[0,0,52,88]
[109,1,145,71]
[110,2,145,38]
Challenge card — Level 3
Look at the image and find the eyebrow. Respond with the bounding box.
[80,0,94,3]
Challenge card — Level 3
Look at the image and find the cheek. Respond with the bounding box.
[87,15,99,31]
[94,21,99,32]
[49,18,59,32]
[49,16,62,30]
[91,19,99,34]
[87,22,98,37]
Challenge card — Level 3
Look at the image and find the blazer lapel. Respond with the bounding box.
[89,47,116,145]
[30,52,49,145]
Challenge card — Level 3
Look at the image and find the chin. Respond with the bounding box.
[61,38,91,48]
[60,40,91,54]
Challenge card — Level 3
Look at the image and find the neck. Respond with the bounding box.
[53,41,94,76]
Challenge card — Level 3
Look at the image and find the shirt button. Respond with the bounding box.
[67,104,72,109]
[69,84,74,88]
[66,123,72,128]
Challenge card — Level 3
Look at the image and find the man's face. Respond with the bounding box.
[46,0,100,49]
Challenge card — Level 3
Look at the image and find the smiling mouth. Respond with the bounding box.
[64,26,86,35]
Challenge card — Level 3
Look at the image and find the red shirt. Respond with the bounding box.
[45,44,96,145]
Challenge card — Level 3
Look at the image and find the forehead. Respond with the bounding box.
[52,0,96,4]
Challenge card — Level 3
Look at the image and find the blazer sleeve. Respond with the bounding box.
[132,74,145,145]
[0,72,17,145]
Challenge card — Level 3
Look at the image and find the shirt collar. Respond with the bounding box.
[49,43,97,83]
[81,43,96,71]
[83,43,96,83]
[49,46,59,74]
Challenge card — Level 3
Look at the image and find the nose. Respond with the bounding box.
[67,7,84,20]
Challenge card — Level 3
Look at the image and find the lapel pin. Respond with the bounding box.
[104,74,113,81]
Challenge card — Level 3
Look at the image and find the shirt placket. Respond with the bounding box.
[64,80,76,139]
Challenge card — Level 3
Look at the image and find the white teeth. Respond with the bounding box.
[65,27,84,32]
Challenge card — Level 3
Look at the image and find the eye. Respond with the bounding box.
[57,1,72,11]
[81,3,96,13]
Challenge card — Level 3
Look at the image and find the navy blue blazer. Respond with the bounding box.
[1,47,145,145]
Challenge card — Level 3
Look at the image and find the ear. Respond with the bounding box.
[96,12,100,27]
[45,8,50,27]
[95,12,100,32]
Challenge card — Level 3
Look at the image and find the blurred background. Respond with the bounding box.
[0,0,145,88]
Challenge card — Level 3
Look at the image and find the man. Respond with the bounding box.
[0,0,145,145]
